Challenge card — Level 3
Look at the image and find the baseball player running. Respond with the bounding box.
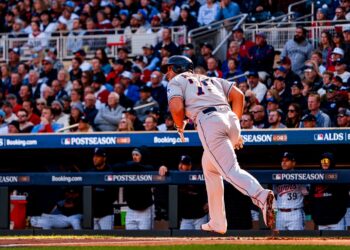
[163,55,275,234]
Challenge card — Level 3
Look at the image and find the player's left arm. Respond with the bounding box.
[228,85,244,120]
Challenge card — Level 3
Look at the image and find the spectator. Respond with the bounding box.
[122,107,144,131]
[30,187,82,230]
[124,13,147,40]
[250,104,268,128]
[305,93,331,127]
[285,103,302,128]
[51,100,69,128]
[134,85,159,122]
[31,106,63,133]
[40,10,58,35]
[206,57,222,78]
[27,20,48,54]
[336,108,350,127]
[2,101,18,124]
[77,115,94,132]
[248,32,275,75]
[273,152,308,230]
[333,58,350,83]
[66,19,85,54]
[113,83,134,109]
[300,113,317,128]
[215,0,240,21]
[7,72,22,100]
[91,72,109,104]
[95,48,112,75]
[318,31,334,69]
[117,47,133,71]
[247,71,267,103]
[0,110,8,134]
[159,155,208,230]
[143,115,158,131]
[117,117,134,132]
[146,15,163,43]
[318,71,334,97]
[268,109,286,129]
[278,57,301,90]
[120,71,140,104]
[16,109,34,133]
[113,147,155,230]
[73,49,92,71]
[40,57,58,86]
[1,64,11,93]
[272,76,291,112]
[148,71,168,114]
[68,103,84,132]
[94,92,125,131]
[197,0,218,26]
[52,80,69,101]
[83,93,98,127]
[308,152,349,230]
[155,27,180,56]
[69,57,83,82]
[197,42,215,70]
[311,50,326,74]
[342,26,350,67]
[174,4,199,32]
[157,112,176,131]
[231,27,255,61]
[58,3,79,30]
[142,44,160,72]
[281,26,313,76]
[6,94,22,113]
[333,6,347,22]
[22,100,41,125]
[187,0,201,18]
[8,120,20,134]
[302,60,323,93]
[8,47,21,72]
[289,80,307,111]
[240,112,256,129]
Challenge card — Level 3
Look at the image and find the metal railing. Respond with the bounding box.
[0,26,187,62]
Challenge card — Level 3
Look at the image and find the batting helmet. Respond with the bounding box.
[161,55,194,74]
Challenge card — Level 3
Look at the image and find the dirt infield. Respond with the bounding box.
[1,236,350,247]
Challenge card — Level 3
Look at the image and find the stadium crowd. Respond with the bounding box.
[0,0,348,134]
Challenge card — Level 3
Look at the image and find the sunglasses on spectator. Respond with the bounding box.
[251,110,263,114]
[36,102,45,105]
[288,109,296,113]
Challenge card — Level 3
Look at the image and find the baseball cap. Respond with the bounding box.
[131,65,142,74]
[326,83,340,92]
[332,47,344,56]
[180,4,190,11]
[142,44,154,50]
[74,49,86,57]
[275,66,287,73]
[343,25,350,33]
[8,120,20,131]
[121,71,132,80]
[80,115,89,123]
[282,152,295,161]
[266,97,279,104]
[332,76,343,84]
[182,43,194,51]
[118,47,129,54]
[275,76,285,82]
[256,32,266,39]
[247,71,259,78]
[139,85,152,92]
[301,113,316,122]
[134,55,148,64]
[132,147,142,156]
[333,58,345,65]
[160,44,172,53]
[317,7,327,16]
[94,148,106,157]
[6,93,17,100]
[291,80,303,89]
[146,107,160,115]
[280,56,291,65]
[180,155,192,165]
[119,9,129,16]
[64,1,75,8]
[200,42,213,50]
[131,13,142,21]
[42,56,54,64]
[123,107,137,115]
[338,108,350,117]
[151,15,160,21]
[71,102,84,113]
[51,100,64,110]
[233,27,243,33]
[9,47,20,55]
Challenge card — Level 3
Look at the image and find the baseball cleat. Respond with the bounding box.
[262,191,275,229]
[201,223,226,235]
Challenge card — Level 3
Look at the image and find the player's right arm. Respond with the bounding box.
[167,77,186,131]
[228,85,244,120]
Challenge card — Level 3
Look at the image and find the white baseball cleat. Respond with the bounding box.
[262,190,275,229]
[201,223,226,235]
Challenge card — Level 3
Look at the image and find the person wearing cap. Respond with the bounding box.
[342,25,350,67]
[107,58,125,86]
[268,109,286,129]
[8,120,20,134]
[30,187,83,230]
[272,76,292,112]
[58,3,79,31]
[51,100,69,128]
[232,27,255,59]
[159,155,209,230]
[290,80,307,111]
[304,93,331,127]
[124,12,147,40]
[140,0,160,23]
[197,0,219,26]
[248,31,275,75]
[94,92,125,131]
[117,47,133,71]
[89,148,117,229]
[303,60,323,93]
[148,70,168,114]
[9,18,28,39]
[196,42,216,70]
[142,43,160,72]
[336,108,350,127]
[181,43,198,68]
[40,10,58,35]
[72,49,92,72]
[6,93,22,114]
[333,58,350,83]
[40,56,58,86]
[113,82,134,109]
[278,56,302,89]
[247,71,267,103]
[281,26,313,76]
[134,85,159,122]
[2,101,18,124]
[113,147,155,230]
[300,113,317,128]
[8,47,21,72]
[146,14,163,40]
[123,107,144,131]
[173,4,199,32]
[120,71,140,103]
[308,152,349,230]
[154,27,180,57]
[273,152,307,230]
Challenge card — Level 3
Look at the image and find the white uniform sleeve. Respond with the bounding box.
[167,77,184,102]
[215,78,235,99]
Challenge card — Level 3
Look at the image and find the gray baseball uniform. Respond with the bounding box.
[273,184,306,230]
[167,72,272,232]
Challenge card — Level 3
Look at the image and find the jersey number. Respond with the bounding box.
[187,77,211,96]
[287,193,297,200]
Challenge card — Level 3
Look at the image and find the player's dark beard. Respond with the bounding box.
[293,35,305,43]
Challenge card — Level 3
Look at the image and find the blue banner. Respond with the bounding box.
[0,129,349,149]
[0,170,348,186]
